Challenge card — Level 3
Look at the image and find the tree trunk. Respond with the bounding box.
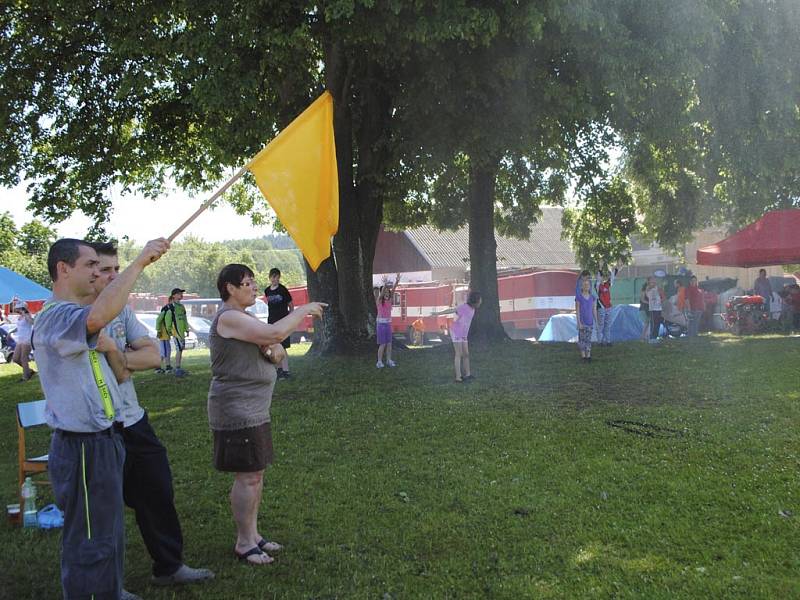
[304,39,368,354]
[353,62,393,329]
[467,158,509,344]
[306,41,393,354]
[304,254,346,355]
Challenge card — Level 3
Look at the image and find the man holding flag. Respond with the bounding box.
[34,237,168,599]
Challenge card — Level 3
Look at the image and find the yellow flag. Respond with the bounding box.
[247,91,339,271]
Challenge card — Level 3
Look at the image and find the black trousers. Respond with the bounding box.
[650,310,663,339]
[121,412,184,577]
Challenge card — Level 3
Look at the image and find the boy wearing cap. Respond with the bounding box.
[155,288,190,376]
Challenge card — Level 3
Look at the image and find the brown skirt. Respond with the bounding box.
[213,422,273,472]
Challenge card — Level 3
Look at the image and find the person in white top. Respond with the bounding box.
[645,277,665,343]
[11,300,35,381]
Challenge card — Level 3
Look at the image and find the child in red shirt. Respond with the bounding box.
[596,268,617,346]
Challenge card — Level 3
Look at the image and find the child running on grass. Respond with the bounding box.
[374,274,401,368]
[576,278,597,361]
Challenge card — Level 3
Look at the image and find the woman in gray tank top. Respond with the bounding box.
[208,264,326,565]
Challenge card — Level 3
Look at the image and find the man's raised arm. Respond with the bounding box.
[87,239,169,335]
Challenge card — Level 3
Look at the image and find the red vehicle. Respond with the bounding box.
[497,270,580,335]
[287,285,315,340]
[290,269,578,342]
[283,283,456,343]
[390,283,457,341]
[723,295,769,334]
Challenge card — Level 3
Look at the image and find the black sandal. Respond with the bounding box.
[234,546,273,565]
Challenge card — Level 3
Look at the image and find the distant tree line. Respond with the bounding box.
[118,235,305,298]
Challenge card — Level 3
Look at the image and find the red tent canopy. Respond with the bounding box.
[696,209,800,267]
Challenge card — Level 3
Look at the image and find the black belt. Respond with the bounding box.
[56,422,125,438]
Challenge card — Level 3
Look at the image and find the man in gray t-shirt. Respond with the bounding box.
[34,237,168,600]
[36,301,126,432]
[92,242,213,588]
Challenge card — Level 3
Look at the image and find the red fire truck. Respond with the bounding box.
[389,282,458,342]
[277,283,456,342]
[289,269,578,342]
[497,269,579,336]
[287,285,314,339]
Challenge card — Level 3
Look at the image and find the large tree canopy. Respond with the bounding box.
[394,0,800,278]
[385,3,588,341]
[2,0,799,349]
[0,0,317,221]
[595,0,800,258]
[1,0,568,350]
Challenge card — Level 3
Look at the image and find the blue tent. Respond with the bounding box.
[538,304,644,343]
[0,267,51,305]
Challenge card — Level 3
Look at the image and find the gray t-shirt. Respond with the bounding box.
[754,277,772,300]
[33,300,125,433]
[105,306,150,427]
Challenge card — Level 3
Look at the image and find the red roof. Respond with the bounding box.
[696,209,800,267]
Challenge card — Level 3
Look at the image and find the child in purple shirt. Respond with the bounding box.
[575,278,597,361]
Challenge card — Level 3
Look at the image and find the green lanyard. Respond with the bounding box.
[39,301,115,421]
[88,349,115,420]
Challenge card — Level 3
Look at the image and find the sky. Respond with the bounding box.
[3,182,271,243]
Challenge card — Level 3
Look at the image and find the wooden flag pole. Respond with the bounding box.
[167,164,250,242]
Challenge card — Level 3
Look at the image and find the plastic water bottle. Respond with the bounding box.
[21,477,37,528]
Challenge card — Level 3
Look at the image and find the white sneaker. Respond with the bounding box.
[376,361,385,368]
[387,360,397,367]
[152,564,215,586]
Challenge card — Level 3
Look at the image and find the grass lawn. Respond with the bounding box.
[1,334,799,599]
